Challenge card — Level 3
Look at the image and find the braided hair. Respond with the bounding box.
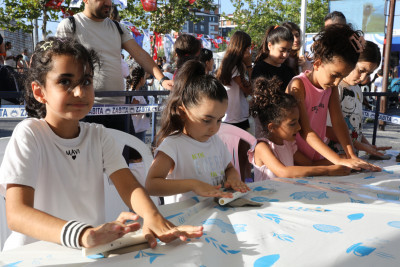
[250,76,297,136]
[126,63,145,91]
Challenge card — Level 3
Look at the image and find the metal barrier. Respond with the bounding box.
[0,90,171,143]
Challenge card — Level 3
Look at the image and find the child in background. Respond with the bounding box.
[146,60,250,204]
[216,30,253,131]
[127,63,150,143]
[173,34,202,78]
[248,77,351,181]
[0,37,203,251]
[252,25,295,92]
[286,24,380,171]
[199,48,214,75]
[326,41,392,156]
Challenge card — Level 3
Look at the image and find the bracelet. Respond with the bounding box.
[159,76,170,86]
[60,220,91,249]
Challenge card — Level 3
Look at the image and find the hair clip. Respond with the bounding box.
[349,34,366,53]
[40,40,54,51]
[274,25,279,30]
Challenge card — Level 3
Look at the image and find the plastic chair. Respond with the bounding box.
[104,128,157,222]
[0,137,11,251]
[217,123,257,181]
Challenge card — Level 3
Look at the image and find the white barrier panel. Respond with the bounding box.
[362,110,400,125]
[0,104,164,119]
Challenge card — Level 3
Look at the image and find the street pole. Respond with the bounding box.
[33,18,39,49]
[299,0,307,57]
[380,0,396,130]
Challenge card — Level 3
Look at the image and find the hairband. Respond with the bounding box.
[274,25,279,30]
[40,40,54,51]
[349,33,366,53]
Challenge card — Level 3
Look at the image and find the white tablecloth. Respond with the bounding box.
[1,155,400,266]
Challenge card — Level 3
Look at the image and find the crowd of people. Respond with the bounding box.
[1,0,399,257]
[0,37,30,72]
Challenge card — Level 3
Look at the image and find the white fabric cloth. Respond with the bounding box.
[0,119,127,250]
[56,13,133,104]
[248,138,297,181]
[131,96,150,133]
[155,134,232,204]
[223,68,249,124]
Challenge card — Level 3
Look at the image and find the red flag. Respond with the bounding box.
[211,39,219,49]
[140,0,157,12]
[153,46,158,61]
[129,26,141,37]
[155,32,162,48]
[188,0,196,4]
[60,7,74,18]
[196,34,203,39]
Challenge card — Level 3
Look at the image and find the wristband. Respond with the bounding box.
[60,220,91,249]
[159,76,170,86]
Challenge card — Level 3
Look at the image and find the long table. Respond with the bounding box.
[1,152,400,266]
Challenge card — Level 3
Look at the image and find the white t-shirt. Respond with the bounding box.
[56,13,133,104]
[4,50,14,66]
[373,76,383,93]
[155,134,232,204]
[0,119,127,250]
[131,96,150,133]
[223,68,250,123]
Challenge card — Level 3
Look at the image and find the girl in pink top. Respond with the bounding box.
[287,24,380,171]
[248,77,350,181]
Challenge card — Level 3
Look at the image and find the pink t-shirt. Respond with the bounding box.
[248,138,297,181]
[294,71,331,161]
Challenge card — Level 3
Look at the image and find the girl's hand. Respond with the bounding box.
[80,212,141,248]
[192,181,234,198]
[327,165,351,176]
[298,55,306,67]
[142,213,203,248]
[225,178,251,193]
[337,157,381,172]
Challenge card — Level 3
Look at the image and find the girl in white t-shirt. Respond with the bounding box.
[248,76,351,181]
[127,63,150,143]
[0,37,202,251]
[146,60,250,204]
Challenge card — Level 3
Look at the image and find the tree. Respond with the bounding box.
[226,0,328,45]
[119,0,216,35]
[0,0,81,39]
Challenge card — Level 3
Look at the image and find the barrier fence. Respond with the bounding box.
[0,90,170,143]
[1,90,399,145]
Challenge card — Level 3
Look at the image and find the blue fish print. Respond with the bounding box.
[257,213,283,224]
[347,213,364,222]
[2,261,23,267]
[295,180,309,184]
[377,193,399,201]
[346,242,376,257]
[363,175,376,179]
[350,197,365,204]
[251,196,279,202]
[290,191,328,200]
[387,221,400,228]
[252,186,271,192]
[254,254,280,267]
[203,233,241,255]
[164,212,184,220]
[202,219,246,234]
[134,251,165,264]
[272,232,294,242]
[330,187,352,194]
[313,224,341,233]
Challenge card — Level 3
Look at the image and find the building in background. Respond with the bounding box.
[0,21,33,60]
[219,14,236,37]
[179,8,220,37]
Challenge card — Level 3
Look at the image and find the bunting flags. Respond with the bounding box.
[200,36,212,49]
[164,34,174,63]
[113,0,127,9]
[45,0,64,9]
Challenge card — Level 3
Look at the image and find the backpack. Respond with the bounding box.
[67,16,123,35]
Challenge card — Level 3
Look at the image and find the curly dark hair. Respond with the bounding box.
[24,37,99,118]
[157,60,228,146]
[174,34,202,69]
[250,76,297,136]
[311,24,362,68]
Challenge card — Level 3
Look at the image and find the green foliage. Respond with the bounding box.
[119,0,216,34]
[0,0,83,38]
[226,0,328,45]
